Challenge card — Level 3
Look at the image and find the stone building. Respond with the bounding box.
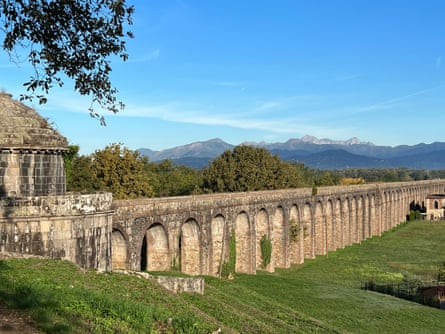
[425,194,445,220]
[0,92,67,197]
[0,92,113,270]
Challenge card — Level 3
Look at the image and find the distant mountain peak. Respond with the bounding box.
[300,135,371,145]
[138,135,445,170]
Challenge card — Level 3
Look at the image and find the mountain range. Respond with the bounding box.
[138,136,445,170]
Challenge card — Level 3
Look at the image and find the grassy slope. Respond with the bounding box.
[1,220,445,333]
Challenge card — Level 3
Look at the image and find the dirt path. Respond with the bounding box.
[0,301,41,334]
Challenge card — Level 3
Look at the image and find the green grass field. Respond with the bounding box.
[1,220,445,333]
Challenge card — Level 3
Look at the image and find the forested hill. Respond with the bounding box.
[138,137,445,170]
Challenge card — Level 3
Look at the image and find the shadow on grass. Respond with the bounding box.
[0,260,76,334]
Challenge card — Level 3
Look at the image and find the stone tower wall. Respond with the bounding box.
[0,149,66,197]
[0,193,114,271]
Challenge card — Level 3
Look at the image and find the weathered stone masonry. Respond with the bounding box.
[112,180,445,276]
[0,193,113,270]
[0,93,113,271]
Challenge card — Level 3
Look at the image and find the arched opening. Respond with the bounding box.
[369,195,377,236]
[303,203,313,259]
[112,229,128,270]
[210,215,226,276]
[326,200,334,252]
[140,235,147,271]
[146,223,169,271]
[315,201,325,255]
[289,205,302,264]
[255,209,270,271]
[335,199,342,249]
[350,198,357,243]
[180,219,201,275]
[272,206,286,268]
[342,199,351,246]
[356,196,363,242]
[235,212,252,274]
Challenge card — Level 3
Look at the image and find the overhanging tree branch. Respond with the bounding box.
[0,0,134,124]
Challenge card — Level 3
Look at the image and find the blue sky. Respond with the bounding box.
[1,1,445,154]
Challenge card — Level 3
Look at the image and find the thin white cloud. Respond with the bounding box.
[255,101,282,111]
[128,49,160,63]
[359,85,444,113]
[35,89,357,141]
[117,96,352,139]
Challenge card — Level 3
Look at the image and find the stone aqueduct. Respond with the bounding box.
[1,92,445,275]
[111,180,445,276]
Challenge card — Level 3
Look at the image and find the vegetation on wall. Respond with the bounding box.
[260,234,272,269]
[221,228,236,278]
[289,219,300,242]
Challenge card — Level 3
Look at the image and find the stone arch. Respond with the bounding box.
[350,197,357,243]
[142,223,169,272]
[235,211,252,274]
[356,196,364,242]
[255,208,271,271]
[112,228,128,270]
[362,195,369,240]
[210,214,226,276]
[335,199,343,248]
[314,201,325,255]
[388,192,395,228]
[179,219,201,275]
[303,203,314,259]
[369,194,377,236]
[382,192,389,231]
[342,198,351,246]
[395,190,402,223]
[272,206,286,268]
[326,199,335,252]
[289,205,303,264]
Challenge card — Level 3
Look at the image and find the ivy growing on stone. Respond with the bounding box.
[289,219,300,242]
[221,228,236,278]
[260,234,272,269]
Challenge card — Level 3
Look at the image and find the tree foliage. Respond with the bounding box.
[202,145,309,193]
[0,0,134,122]
[144,159,203,197]
[67,154,97,193]
[331,168,445,183]
[68,144,153,199]
[91,144,153,199]
[63,144,80,187]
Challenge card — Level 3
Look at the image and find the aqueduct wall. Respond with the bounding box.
[112,179,445,276]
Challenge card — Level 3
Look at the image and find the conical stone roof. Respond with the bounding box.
[0,92,68,150]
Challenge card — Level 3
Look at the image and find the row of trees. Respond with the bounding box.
[65,144,445,200]
[65,144,338,199]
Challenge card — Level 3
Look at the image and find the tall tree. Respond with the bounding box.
[91,144,153,199]
[0,0,134,123]
[203,145,306,193]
